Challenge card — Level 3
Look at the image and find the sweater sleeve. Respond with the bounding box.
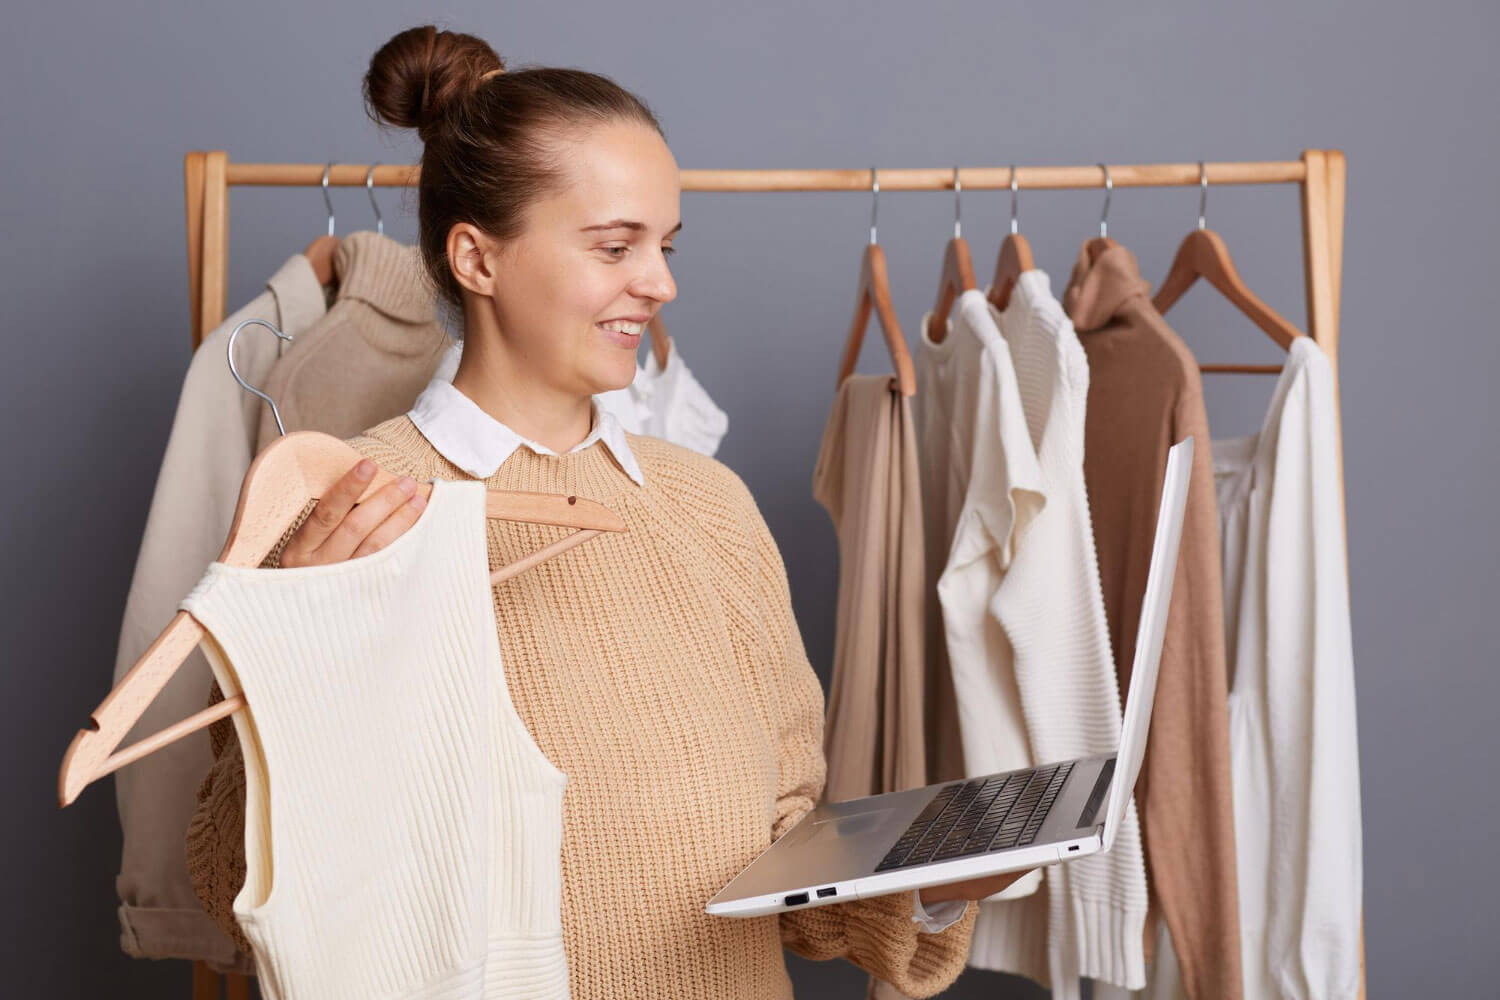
[1141,392,1242,1000]
[733,482,977,996]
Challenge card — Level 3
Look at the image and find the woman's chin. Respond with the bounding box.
[583,359,640,395]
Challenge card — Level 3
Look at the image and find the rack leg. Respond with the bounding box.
[191,960,218,999]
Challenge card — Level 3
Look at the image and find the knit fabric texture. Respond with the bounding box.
[182,479,569,999]
[187,415,977,998]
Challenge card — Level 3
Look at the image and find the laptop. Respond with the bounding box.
[707,436,1194,918]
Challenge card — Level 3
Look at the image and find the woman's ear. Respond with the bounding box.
[448,223,500,297]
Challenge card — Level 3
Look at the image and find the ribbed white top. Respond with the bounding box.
[181,478,569,999]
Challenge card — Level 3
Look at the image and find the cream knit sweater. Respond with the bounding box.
[188,415,976,998]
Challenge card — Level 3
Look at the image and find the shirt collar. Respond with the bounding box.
[408,375,646,487]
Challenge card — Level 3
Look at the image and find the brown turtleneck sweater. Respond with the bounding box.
[186,415,977,998]
[1062,242,1242,1000]
[254,230,450,450]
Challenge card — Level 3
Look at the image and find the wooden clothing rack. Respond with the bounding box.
[178,149,1361,1000]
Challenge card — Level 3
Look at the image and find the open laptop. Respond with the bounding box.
[707,436,1194,918]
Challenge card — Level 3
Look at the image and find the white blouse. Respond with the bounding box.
[432,336,728,456]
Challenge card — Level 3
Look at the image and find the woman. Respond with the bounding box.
[192,24,1025,998]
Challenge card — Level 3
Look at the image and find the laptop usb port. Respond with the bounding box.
[784,892,809,906]
[816,887,837,898]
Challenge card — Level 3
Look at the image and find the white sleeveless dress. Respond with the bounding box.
[181,478,571,999]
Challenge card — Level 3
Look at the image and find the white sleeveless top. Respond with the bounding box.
[181,478,570,999]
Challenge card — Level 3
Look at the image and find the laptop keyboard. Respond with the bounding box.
[873,762,1075,872]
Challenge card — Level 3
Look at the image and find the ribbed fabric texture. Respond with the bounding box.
[188,416,977,999]
[180,479,569,999]
[967,271,1149,996]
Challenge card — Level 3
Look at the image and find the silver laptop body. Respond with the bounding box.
[707,437,1193,918]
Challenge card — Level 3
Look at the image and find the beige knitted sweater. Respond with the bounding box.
[186,414,976,998]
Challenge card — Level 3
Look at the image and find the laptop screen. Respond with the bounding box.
[1101,436,1194,851]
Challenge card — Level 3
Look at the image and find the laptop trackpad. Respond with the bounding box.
[801,807,897,845]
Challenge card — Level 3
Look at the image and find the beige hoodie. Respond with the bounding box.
[1063,241,1242,1000]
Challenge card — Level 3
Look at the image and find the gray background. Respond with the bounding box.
[4,0,1495,995]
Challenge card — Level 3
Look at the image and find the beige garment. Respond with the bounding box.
[814,375,948,1000]
[255,230,449,449]
[188,418,978,998]
[813,374,929,805]
[112,254,327,967]
[1063,242,1242,1000]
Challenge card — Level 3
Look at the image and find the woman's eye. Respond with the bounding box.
[598,245,674,259]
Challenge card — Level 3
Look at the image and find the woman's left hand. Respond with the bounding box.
[917,868,1034,907]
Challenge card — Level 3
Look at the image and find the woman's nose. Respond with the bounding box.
[631,251,677,304]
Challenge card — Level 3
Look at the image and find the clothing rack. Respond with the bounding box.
[177,149,1361,1000]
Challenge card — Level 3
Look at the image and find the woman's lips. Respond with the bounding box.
[596,323,643,348]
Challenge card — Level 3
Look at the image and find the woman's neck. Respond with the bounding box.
[450,337,595,455]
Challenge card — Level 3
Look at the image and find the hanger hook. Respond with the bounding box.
[869,167,879,245]
[1009,164,1020,236]
[1098,162,1113,239]
[953,166,962,240]
[321,162,336,237]
[1198,160,1208,231]
[366,162,383,236]
[228,319,295,437]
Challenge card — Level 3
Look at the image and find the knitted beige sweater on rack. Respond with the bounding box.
[186,414,976,998]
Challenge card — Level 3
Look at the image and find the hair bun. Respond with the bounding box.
[363,25,503,142]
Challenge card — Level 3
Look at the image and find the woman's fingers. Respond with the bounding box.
[917,868,1032,906]
[288,459,378,556]
[281,461,426,568]
[350,486,428,559]
[314,475,419,563]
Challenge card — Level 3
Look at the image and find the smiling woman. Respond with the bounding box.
[186,22,992,1000]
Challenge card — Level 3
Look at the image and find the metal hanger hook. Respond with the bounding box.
[953,166,963,240]
[321,162,336,237]
[1098,162,1113,239]
[366,163,383,236]
[1009,164,1021,236]
[869,166,879,245]
[228,319,295,436]
[1198,160,1208,231]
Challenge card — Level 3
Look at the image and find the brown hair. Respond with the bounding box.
[362,25,666,314]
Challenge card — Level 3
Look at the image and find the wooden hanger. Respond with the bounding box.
[303,235,338,287]
[1152,163,1303,351]
[838,169,916,396]
[646,313,672,370]
[57,430,626,807]
[988,165,1036,311]
[926,168,977,345]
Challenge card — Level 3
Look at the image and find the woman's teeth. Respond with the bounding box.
[598,320,643,335]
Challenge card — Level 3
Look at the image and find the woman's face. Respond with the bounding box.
[475,121,681,397]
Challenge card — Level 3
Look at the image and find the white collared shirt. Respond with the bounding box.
[432,337,728,457]
[408,376,646,486]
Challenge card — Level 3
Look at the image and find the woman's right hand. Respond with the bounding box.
[279,459,428,568]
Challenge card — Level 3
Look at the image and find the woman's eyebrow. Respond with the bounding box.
[580,219,684,235]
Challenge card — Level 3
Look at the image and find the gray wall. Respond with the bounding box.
[4,1,1495,995]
